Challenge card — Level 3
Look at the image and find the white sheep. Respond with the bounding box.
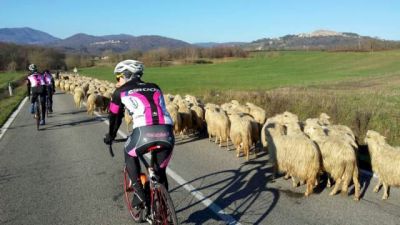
[229,114,252,160]
[304,123,361,200]
[364,130,400,200]
[266,123,321,196]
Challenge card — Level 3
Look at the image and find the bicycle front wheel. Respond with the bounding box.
[152,184,178,225]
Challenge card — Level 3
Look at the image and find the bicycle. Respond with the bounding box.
[108,144,178,225]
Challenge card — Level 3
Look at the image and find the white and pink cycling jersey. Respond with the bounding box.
[109,80,173,130]
[43,73,53,86]
[27,72,45,87]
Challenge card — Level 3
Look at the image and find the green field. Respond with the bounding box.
[0,72,27,127]
[79,50,400,94]
[78,50,400,145]
[0,72,26,90]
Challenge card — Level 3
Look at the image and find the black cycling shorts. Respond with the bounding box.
[125,125,175,163]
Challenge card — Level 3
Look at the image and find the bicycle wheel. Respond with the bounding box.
[152,184,178,225]
[123,167,146,223]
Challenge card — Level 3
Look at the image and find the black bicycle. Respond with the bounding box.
[109,144,178,225]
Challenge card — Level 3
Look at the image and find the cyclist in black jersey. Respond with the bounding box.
[104,60,175,210]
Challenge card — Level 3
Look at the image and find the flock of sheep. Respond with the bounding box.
[55,73,400,201]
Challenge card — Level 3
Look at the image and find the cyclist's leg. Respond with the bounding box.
[125,129,146,207]
[39,93,46,122]
[48,87,53,112]
[152,148,173,190]
[30,93,38,114]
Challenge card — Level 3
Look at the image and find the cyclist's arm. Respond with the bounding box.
[26,77,31,97]
[108,90,125,139]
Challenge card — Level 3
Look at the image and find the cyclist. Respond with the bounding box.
[26,64,47,125]
[43,69,55,113]
[103,60,175,211]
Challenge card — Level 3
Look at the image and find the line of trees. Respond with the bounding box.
[101,46,249,66]
[0,42,66,72]
[0,42,249,72]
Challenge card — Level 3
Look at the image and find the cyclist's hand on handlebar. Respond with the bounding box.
[103,133,114,145]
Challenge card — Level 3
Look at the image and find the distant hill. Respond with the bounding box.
[50,33,192,54]
[245,30,400,51]
[0,27,60,45]
[0,27,192,55]
[193,42,246,48]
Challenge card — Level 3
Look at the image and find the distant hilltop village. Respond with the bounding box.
[298,30,346,38]
[90,40,122,45]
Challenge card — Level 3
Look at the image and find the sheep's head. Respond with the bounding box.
[282,111,299,122]
[304,123,325,138]
[365,130,386,145]
[319,113,331,125]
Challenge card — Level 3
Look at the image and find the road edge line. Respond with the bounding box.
[0,97,28,141]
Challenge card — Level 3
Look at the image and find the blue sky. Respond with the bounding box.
[1,0,399,43]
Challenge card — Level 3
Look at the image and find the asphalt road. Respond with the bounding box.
[1,91,400,225]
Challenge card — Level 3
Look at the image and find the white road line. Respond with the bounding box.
[93,110,241,225]
[0,97,28,141]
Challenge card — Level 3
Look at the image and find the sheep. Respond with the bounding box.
[246,102,267,125]
[304,123,361,200]
[261,111,300,150]
[55,79,60,88]
[177,101,193,135]
[86,93,97,115]
[229,114,252,160]
[190,105,205,132]
[242,114,261,152]
[205,106,230,148]
[305,116,357,150]
[86,93,105,115]
[266,123,321,196]
[73,89,84,109]
[364,130,400,200]
[185,94,201,106]
[166,103,182,135]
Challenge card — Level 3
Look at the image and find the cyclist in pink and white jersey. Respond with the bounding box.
[43,69,55,113]
[103,60,175,210]
[26,64,47,125]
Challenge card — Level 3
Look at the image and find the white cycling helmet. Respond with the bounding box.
[114,59,144,79]
[28,63,37,72]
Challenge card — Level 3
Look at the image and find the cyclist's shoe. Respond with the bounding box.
[131,182,146,208]
[30,103,35,114]
[40,120,45,125]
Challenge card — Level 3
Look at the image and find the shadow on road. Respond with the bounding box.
[171,153,280,224]
[41,117,104,130]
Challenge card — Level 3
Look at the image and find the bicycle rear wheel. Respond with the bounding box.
[123,167,146,223]
[152,184,178,225]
